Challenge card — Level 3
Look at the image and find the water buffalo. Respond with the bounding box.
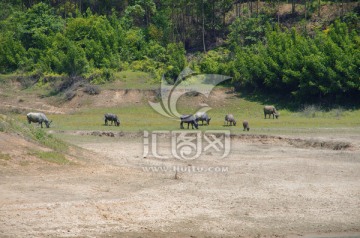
[264,106,279,119]
[27,112,52,128]
[243,120,250,131]
[180,115,199,129]
[225,114,236,126]
[104,113,120,126]
[195,112,211,125]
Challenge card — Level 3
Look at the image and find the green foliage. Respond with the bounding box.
[0,1,358,106]
[230,20,360,104]
[165,43,186,80]
[228,15,271,48]
[199,49,232,76]
[0,32,26,73]
[65,14,120,69]
[88,68,114,84]
[41,33,89,76]
[121,28,146,61]
[18,3,64,50]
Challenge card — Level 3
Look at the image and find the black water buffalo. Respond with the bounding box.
[195,112,211,125]
[27,112,52,128]
[225,114,236,126]
[180,115,199,129]
[264,105,279,119]
[243,120,250,131]
[104,113,120,126]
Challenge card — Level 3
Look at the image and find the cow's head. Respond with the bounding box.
[233,120,237,126]
[275,113,279,119]
[207,117,211,125]
[194,121,199,129]
[116,119,120,126]
[45,120,52,128]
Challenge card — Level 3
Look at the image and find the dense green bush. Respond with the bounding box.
[230,19,360,103]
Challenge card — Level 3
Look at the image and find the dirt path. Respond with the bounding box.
[1,133,360,237]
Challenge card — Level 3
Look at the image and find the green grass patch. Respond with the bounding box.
[29,150,69,165]
[102,71,157,90]
[35,95,360,137]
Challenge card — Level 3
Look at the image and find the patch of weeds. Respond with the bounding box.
[9,108,24,114]
[300,105,322,118]
[0,153,11,160]
[88,68,114,84]
[83,84,100,95]
[330,107,345,119]
[42,76,84,98]
[30,150,69,165]
[20,161,30,166]
[16,74,40,89]
[64,90,76,101]
[0,121,6,132]
[28,127,68,152]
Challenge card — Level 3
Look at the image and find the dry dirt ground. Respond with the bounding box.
[1,131,360,238]
[1,84,360,237]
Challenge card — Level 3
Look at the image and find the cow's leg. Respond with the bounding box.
[105,119,108,125]
[40,122,43,128]
[180,121,184,129]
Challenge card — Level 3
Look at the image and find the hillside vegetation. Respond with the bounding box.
[0,113,81,165]
[0,0,359,105]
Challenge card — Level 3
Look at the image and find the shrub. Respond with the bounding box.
[300,105,321,118]
[64,90,76,101]
[83,84,100,95]
[88,68,115,84]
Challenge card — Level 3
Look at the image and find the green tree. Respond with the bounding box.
[0,32,26,73]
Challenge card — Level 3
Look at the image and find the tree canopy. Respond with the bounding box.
[0,0,359,104]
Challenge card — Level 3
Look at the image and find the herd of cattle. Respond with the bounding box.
[26,105,279,131]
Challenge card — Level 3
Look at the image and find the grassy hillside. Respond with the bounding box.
[0,114,73,165]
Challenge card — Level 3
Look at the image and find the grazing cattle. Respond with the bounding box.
[180,115,199,129]
[27,112,52,128]
[104,113,120,126]
[243,120,250,131]
[225,114,236,126]
[264,105,279,119]
[195,112,211,125]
